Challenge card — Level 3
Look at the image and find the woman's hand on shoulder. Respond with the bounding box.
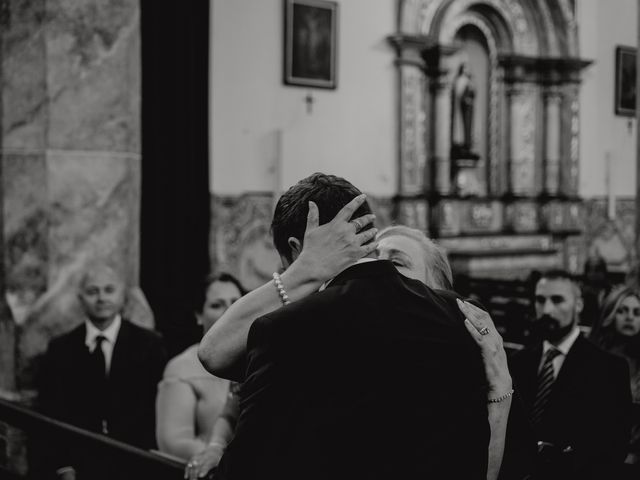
[457,299,513,397]
[292,194,378,282]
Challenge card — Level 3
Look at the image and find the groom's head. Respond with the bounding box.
[271,172,373,266]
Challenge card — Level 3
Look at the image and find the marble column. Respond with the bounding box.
[544,90,562,195]
[0,0,142,397]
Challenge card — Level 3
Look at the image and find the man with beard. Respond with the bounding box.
[509,269,631,479]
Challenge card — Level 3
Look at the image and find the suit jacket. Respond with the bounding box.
[217,260,490,480]
[38,319,167,474]
[510,334,631,476]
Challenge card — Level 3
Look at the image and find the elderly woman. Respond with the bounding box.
[590,286,640,464]
[156,273,245,479]
[199,196,515,480]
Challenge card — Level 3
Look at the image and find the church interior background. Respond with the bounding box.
[0,0,639,473]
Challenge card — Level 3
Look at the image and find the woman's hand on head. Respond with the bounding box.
[458,299,513,396]
[293,194,378,282]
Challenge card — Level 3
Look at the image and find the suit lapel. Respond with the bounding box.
[516,344,543,407]
[551,335,588,396]
[109,320,132,382]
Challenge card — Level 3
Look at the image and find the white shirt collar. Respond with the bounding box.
[543,325,580,357]
[85,314,122,348]
[319,258,379,291]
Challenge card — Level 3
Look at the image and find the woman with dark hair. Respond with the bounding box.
[590,286,640,465]
[156,273,245,478]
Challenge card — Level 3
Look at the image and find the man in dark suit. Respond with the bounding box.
[211,173,490,479]
[509,269,631,479]
[38,263,167,479]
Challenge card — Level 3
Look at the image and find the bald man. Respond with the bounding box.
[38,263,167,479]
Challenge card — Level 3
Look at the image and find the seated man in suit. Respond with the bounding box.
[38,262,167,480]
[509,269,631,479]
[203,173,490,479]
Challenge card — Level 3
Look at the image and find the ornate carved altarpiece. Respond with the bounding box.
[390,0,590,278]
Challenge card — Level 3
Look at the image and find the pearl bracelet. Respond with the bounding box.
[272,272,291,305]
[488,389,514,404]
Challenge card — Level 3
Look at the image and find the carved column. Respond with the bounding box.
[562,86,581,196]
[508,86,535,195]
[398,63,428,195]
[432,78,452,195]
[543,89,562,195]
[388,34,432,231]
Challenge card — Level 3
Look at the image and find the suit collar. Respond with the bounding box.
[327,260,399,288]
[552,334,589,391]
[108,319,132,380]
[543,325,580,357]
[320,258,379,291]
[85,315,122,349]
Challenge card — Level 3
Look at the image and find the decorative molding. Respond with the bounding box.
[434,0,538,56]
[396,199,429,231]
[399,66,428,195]
[536,0,559,56]
[506,201,539,232]
[509,88,537,195]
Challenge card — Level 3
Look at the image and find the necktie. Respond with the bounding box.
[531,347,561,426]
[92,335,109,433]
[92,335,107,377]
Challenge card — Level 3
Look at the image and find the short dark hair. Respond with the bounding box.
[538,269,577,284]
[194,272,246,313]
[536,269,581,297]
[271,172,373,263]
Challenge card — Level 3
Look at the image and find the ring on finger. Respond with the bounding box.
[351,219,361,231]
[479,326,490,336]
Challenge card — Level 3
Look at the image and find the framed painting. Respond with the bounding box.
[615,46,636,116]
[284,0,338,89]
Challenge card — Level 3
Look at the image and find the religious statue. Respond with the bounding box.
[450,62,480,196]
[451,62,476,157]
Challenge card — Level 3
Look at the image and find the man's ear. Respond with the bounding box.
[575,296,584,315]
[287,237,302,261]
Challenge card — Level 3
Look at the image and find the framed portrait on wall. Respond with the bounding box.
[615,46,637,116]
[284,0,338,89]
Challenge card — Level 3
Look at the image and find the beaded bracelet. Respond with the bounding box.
[272,272,291,305]
[488,389,514,404]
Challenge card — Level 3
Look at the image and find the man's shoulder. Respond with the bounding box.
[120,319,163,344]
[48,323,85,350]
[576,336,630,372]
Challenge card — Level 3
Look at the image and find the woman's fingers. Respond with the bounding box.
[457,298,483,327]
[457,299,493,329]
[361,241,378,256]
[333,193,367,222]
[306,201,320,231]
[355,227,378,245]
[353,213,376,230]
[464,318,483,343]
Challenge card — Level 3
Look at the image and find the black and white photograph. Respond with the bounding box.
[1,1,640,480]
